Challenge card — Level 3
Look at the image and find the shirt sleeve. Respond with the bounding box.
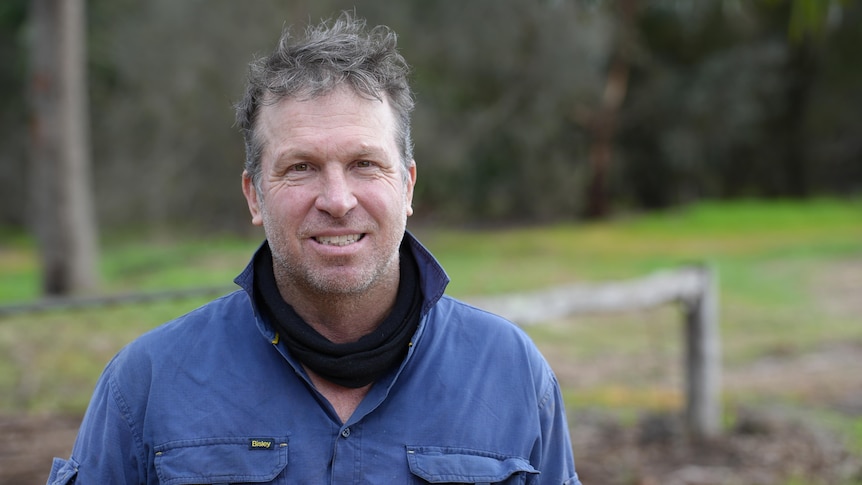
[49,359,145,484]
[534,367,583,485]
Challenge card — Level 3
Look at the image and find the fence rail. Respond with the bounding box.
[0,285,236,317]
[466,265,721,440]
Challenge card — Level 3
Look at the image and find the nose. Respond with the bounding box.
[315,166,357,218]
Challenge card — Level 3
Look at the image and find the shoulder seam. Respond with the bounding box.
[106,363,148,472]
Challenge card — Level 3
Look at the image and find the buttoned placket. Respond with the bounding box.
[280,346,373,484]
[326,353,415,484]
[262,305,428,484]
[331,422,359,484]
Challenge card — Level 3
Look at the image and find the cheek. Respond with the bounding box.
[364,187,410,220]
[259,195,296,230]
[266,185,311,216]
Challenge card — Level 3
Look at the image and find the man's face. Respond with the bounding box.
[242,86,416,297]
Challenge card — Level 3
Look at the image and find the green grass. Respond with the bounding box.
[0,235,260,303]
[416,198,861,295]
[0,297,216,412]
[1,198,861,424]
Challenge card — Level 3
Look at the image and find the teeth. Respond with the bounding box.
[315,234,361,246]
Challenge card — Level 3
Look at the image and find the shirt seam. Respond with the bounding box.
[107,363,148,476]
[537,367,558,412]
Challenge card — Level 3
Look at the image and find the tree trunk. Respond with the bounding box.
[28,0,99,296]
[585,56,629,219]
[584,0,636,219]
[781,38,816,198]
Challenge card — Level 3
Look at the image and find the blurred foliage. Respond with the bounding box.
[1,0,860,233]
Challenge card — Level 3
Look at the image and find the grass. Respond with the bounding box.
[1,198,861,425]
[415,198,861,297]
[413,199,862,372]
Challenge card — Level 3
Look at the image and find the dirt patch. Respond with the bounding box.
[572,407,862,485]
[811,258,862,320]
[0,414,79,485]
[558,340,862,484]
[723,341,862,411]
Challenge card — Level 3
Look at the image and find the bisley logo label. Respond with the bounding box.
[249,439,274,450]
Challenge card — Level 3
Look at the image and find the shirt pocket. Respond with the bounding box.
[154,437,288,485]
[46,457,79,485]
[406,446,538,485]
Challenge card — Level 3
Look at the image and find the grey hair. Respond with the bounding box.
[235,12,415,191]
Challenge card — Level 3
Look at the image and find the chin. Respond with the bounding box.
[308,272,374,295]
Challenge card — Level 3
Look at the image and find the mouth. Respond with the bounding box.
[313,233,365,247]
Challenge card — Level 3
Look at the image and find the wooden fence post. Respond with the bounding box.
[683,265,721,440]
[463,265,722,439]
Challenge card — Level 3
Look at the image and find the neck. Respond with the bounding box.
[275,269,400,344]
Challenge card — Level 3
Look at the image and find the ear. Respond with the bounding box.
[242,170,263,226]
[405,160,417,217]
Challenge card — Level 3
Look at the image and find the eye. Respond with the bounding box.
[355,160,373,168]
[291,163,309,172]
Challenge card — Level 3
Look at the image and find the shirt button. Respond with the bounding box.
[341,427,351,438]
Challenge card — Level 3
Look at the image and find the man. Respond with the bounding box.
[47,13,581,484]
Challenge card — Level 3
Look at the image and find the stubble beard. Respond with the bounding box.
[263,211,406,301]
[272,244,400,298]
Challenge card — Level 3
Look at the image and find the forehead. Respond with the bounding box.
[256,87,398,156]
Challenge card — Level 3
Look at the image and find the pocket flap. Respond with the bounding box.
[154,437,288,485]
[47,457,78,485]
[406,446,538,483]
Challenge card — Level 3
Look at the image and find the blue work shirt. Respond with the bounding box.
[48,233,581,484]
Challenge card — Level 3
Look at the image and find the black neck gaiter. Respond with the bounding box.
[253,240,422,389]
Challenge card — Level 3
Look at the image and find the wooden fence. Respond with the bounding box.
[466,265,721,440]
[1,265,721,439]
